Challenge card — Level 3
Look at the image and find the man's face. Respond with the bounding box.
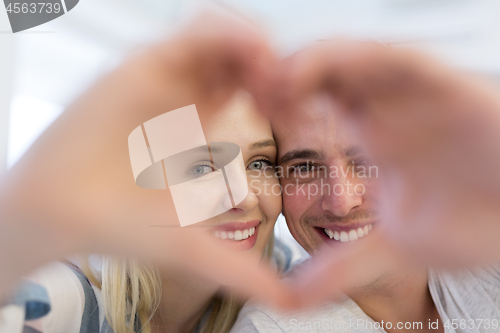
[273,99,379,255]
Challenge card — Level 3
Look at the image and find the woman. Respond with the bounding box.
[11,91,281,333]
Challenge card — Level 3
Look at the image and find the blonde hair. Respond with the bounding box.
[80,236,274,333]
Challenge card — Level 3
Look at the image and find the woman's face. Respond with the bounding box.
[194,94,281,257]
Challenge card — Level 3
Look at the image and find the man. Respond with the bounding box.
[231,96,500,332]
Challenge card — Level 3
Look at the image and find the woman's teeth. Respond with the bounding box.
[214,227,255,241]
[324,224,372,242]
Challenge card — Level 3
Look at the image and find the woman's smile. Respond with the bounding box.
[210,220,262,251]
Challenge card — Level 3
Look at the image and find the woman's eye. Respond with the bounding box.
[189,164,214,175]
[248,159,272,171]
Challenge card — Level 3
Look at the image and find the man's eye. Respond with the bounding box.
[248,159,273,171]
[189,164,214,175]
[291,163,315,173]
[352,158,368,167]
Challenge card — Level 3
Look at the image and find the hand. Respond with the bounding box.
[277,40,500,267]
[284,232,405,309]
[0,8,293,308]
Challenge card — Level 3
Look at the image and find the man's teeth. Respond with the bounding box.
[324,224,372,242]
[214,227,255,241]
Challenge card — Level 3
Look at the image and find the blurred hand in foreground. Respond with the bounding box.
[3,10,500,311]
[270,41,500,307]
[0,8,294,309]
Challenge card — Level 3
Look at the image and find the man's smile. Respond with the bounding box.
[313,221,376,243]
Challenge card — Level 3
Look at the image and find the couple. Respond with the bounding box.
[11,83,500,333]
[232,96,500,332]
[1,86,438,333]
[3,8,500,333]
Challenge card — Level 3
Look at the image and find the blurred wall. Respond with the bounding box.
[0,12,15,173]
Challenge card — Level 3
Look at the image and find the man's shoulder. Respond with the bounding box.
[232,295,367,333]
[429,265,500,326]
[429,265,500,294]
[231,301,286,333]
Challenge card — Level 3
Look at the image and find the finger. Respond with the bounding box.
[276,41,447,114]
[257,40,385,120]
[151,7,279,109]
[140,228,296,309]
[285,232,406,309]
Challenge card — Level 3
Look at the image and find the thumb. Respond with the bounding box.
[285,232,405,309]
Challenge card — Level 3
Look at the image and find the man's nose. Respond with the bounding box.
[320,175,363,217]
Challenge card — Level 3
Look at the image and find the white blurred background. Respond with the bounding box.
[1,0,499,259]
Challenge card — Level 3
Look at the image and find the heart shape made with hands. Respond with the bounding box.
[262,40,500,267]
[129,37,500,309]
[6,8,500,311]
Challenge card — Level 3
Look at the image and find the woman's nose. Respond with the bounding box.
[233,189,259,212]
[222,182,259,213]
